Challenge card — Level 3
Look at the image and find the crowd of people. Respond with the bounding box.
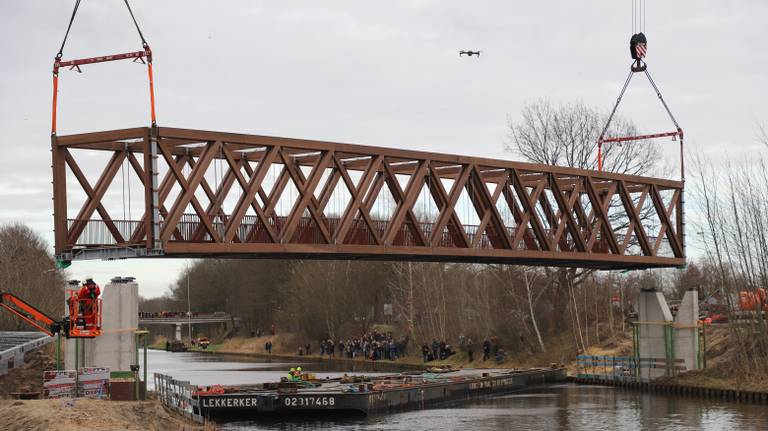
[421,339,456,362]
[316,331,409,361]
[420,335,504,363]
[138,311,228,319]
[259,328,505,365]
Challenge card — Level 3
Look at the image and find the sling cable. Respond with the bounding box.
[597,0,684,182]
[51,0,157,136]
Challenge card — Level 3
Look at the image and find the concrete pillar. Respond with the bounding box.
[674,289,700,372]
[65,277,138,371]
[175,324,182,341]
[637,289,673,380]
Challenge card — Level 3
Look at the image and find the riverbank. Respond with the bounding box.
[573,324,768,393]
[150,326,768,393]
[179,333,578,372]
[0,398,210,431]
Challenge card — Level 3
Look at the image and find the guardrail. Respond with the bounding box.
[154,373,204,423]
[576,355,686,383]
[0,332,54,376]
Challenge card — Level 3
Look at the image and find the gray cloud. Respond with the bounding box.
[0,0,766,297]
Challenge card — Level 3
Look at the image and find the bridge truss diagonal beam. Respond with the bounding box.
[52,127,686,270]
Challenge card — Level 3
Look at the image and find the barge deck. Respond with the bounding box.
[194,367,567,419]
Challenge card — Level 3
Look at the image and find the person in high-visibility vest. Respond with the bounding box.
[77,276,101,328]
[288,367,296,381]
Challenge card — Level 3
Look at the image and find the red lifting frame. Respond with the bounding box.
[51,45,156,135]
[597,65,684,181]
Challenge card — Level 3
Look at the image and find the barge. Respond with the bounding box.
[192,367,567,419]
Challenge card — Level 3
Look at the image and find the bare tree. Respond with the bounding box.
[506,99,660,175]
[691,143,768,375]
[0,224,65,331]
[505,99,664,350]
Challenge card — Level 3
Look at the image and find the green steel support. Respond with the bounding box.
[56,333,62,371]
[143,333,148,394]
[134,330,150,401]
[700,325,707,369]
[134,332,140,401]
[632,323,640,377]
[74,338,80,397]
[663,323,675,377]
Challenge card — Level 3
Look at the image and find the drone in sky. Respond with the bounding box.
[459,50,482,58]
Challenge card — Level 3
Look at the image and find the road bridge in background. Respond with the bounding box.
[52,127,685,270]
[138,314,239,325]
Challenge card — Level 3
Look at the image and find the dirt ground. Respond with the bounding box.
[0,345,210,430]
[0,344,57,399]
[0,398,210,431]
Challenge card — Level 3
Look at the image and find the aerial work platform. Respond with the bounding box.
[52,127,685,270]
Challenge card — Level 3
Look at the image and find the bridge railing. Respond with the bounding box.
[70,215,675,259]
[154,373,204,423]
[575,355,687,382]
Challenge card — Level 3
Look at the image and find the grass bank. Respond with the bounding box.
[191,333,582,372]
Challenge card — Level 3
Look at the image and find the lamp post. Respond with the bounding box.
[187,273,192,345]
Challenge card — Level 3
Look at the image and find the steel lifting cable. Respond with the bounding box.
[598,68,681,143]
[644,69,681,130]
[123,0,148,47]
[598,0,683,178]
[56,0,82,60]
[57,0,147,55]
[599,70,635,142]
[52,0,156,135]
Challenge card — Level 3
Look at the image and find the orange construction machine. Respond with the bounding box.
[0,281,102,339]
[739,288,768,313]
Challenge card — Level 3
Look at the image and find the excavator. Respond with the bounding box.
[0,286,102,339]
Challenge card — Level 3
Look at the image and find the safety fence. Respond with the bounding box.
[154,373,204,423]
[576,355,687,383]
[43,367,110,399]
[0,332,53,376]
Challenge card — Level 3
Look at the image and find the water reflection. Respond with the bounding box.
[144,349,393,390]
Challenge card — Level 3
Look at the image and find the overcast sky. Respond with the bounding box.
[0,1,766,298]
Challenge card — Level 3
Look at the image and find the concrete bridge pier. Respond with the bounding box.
[637,289,673,380]
[175,323,182,341]
[675,289,700,371]
[65,277,138,371]
[636,288,701,380]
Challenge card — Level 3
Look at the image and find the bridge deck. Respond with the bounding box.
[52,127,685,269]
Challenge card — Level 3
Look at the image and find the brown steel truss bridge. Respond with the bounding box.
[52,127,685,270]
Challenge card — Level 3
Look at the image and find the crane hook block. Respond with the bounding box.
[630,33,647,60]
[630,32,648,72]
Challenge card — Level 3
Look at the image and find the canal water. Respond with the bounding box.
[146,349,768,430]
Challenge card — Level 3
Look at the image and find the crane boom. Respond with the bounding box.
[0,292,60,336]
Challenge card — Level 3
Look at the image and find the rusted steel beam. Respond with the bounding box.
[382,160,428,247]
[334,155,383,245]
[617,182,652,255]
[427,164,471,248]
[65,150,126,245]
[51,135,68,256]
[54,127,686,269]
[161,242,686,269]
[56,127,683,189]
